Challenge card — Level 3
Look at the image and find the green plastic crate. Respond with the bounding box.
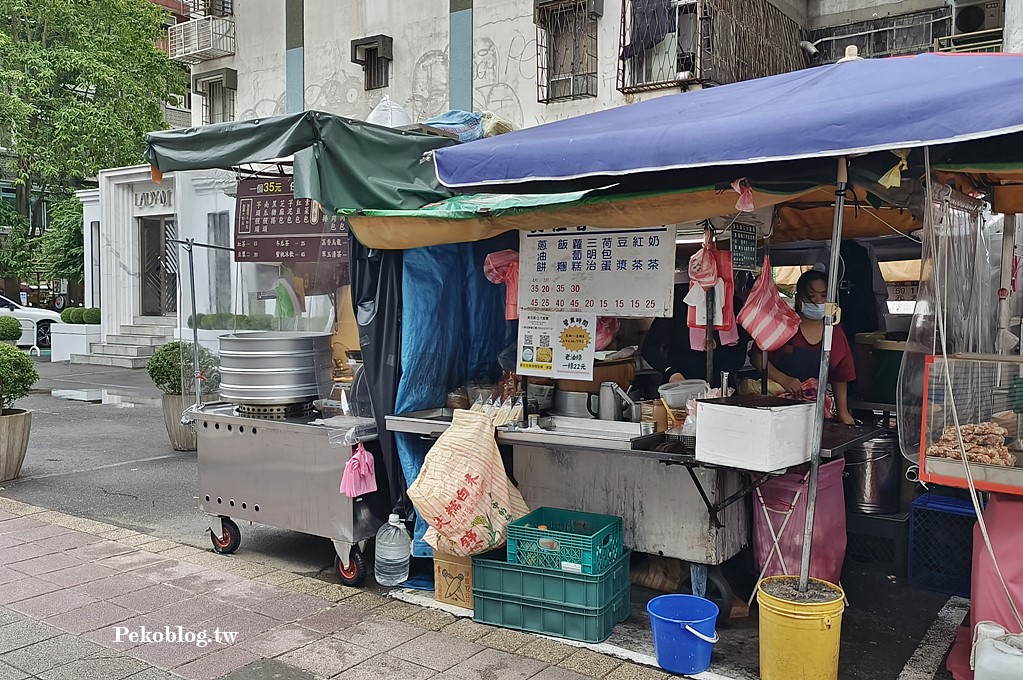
[472,550,631,609]
[507,507,623,574]
[473,584,631,643]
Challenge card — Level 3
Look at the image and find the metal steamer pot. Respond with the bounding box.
[218,332,333,406]
[844,431,901,514]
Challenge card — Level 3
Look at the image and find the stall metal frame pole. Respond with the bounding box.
[169,238,236,420]
[798,157,848,592]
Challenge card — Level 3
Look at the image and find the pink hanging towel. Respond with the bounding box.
[340,443,377,498]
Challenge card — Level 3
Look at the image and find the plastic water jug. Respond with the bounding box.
[374,514,411,586]
[975,634,1023,680]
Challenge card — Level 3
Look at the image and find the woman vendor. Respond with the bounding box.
[750,269,856,425]
[642,283,751,389]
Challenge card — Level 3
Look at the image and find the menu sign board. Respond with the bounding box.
[518,226,676,317]
[234,177,348,262]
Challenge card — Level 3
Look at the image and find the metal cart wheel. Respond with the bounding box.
[335,545,367,587]
[678,565,735,622]
[210,517,241,554]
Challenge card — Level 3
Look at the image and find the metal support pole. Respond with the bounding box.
[185,240,202,415]
[798,157,848,592]
[169,238,235,418]
[705,227,715,384]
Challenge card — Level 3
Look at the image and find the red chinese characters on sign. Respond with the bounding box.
[444,500,462,517]
[233,177,349,263]
[464,474,479,487]
[460,529,480,550]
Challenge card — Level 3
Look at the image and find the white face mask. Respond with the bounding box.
[801,302,826,320]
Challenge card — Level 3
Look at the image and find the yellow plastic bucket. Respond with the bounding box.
[757,576,845,680]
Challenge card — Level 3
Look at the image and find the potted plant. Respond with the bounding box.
[147,341,220,452]
[0,343,39,481]
[0,316,21,347]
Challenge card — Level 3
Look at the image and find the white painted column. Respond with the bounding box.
[1006,0,1023,53]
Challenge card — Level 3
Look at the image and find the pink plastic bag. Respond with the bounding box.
[688,231,718,289]
[736,256,801,352]
[595,317,620,351]
[340,442,377,498]
[753,459,847,584]
[483,249,520,321]
[787,378,834,420]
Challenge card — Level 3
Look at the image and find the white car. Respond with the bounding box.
[0,294,62,348]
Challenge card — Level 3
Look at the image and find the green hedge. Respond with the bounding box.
[60,308,76,323]
[67,308,85,324]
[0,316,22,342]
[82,307,101,324]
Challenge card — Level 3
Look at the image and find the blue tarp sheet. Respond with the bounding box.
[392,240,510,556]
[434,53,1023,188]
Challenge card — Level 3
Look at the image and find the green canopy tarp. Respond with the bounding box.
[144,110,457,212]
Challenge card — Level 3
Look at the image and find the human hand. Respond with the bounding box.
[781,376,803,397]
[669,373,685,383]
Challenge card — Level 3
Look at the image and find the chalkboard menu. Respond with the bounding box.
[233,177,349,263]
[730,223,758,271]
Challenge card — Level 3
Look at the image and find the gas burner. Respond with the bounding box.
[236,403,314,420]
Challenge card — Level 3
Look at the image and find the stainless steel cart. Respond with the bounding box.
[195,403,387,585]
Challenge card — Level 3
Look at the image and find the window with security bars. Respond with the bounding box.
[536,1,599,103]
[190,0,233,17]
[201,79,235,124]
[617,0,803,93]
[362,47,389,90]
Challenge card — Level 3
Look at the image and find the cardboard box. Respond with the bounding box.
[695,396,814,472]
[434,551,473,609]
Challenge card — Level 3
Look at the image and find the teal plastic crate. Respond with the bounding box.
[473,550,631,609]
[507,507,623,574]
[473,584,631,643]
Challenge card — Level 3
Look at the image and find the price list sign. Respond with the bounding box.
[730,223,758,271]
[234,177,349,263]
[517,226,676,317]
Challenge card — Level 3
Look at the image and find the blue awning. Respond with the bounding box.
[434,53,1023,189]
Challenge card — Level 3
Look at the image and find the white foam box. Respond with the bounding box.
[695,396,815,472]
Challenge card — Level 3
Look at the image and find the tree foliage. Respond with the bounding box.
[38,194,83,282]
[0,0,186,216]
[0,200,33,280]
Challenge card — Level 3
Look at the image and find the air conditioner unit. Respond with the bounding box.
[952,0,1003,35]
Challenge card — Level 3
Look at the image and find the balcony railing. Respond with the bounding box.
[168,15,235,64]
[934,27,1003,53]
[617,0,803,94]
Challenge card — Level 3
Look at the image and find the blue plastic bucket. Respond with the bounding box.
[647,594,719,675]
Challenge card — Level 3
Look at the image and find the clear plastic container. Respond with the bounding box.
[374,513,411,586]
[975,635,1023,679]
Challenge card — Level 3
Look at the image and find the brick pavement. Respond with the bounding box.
[0,498,669,680]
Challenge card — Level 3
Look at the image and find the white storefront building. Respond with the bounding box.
[75,167,238,367]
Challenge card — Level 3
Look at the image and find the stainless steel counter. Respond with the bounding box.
[385,410,882,469]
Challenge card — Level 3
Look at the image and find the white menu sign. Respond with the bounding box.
[518,226,676,317]
[517,311,596,381]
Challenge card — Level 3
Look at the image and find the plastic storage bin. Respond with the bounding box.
[507,507,623,575]
[909,494,977,597]
[845,511,909,576]
[473,550,630,609]
[472,551,631,643]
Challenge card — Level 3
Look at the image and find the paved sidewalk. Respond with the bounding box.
[0,498,668,680]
